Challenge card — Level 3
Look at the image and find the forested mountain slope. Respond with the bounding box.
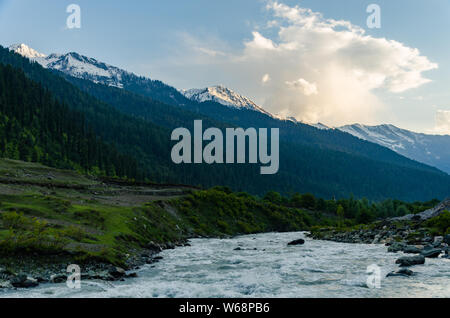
[0,64,138,178]
[1,45,449,201]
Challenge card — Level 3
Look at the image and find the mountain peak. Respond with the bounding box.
[8,43,46,59]
[20,50,127,89]
[182,85,273,116]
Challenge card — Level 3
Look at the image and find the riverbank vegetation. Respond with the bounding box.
[0,158,443,270]
[262,191,439,226]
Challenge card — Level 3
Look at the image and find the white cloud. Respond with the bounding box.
[246,31,276,51]
[173,1,438,126]
[196,47,226,57]
[286,78,318,96]
[434,110,450,135]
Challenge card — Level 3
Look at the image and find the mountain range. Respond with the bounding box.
[14,44,450,174]
[3,43,450,201]
[338,124,450,175]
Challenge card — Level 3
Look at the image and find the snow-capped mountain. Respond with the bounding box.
[9,44,273,116]
[9,43,46,59]
[311,123,330,130]
[9,44,127,88]
[279,117,330,130]
[9,44,449,174]
[182,85,273,116]
[338,124,450,174]
[39,52,126,88]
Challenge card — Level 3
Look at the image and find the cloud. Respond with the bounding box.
[174,1,438,126]
[196,47,226,57]
[285,78,318,96]
[434,110,450,135]
[247,31,276,51]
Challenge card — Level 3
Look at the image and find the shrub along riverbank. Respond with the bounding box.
[0,159,445,289]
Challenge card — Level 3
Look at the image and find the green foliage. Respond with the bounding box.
[260,192,438,227]
[355,208,375,225]
[264,191,283,205]
[0,211,67,255]
[2,211,31,230]
[425,210,450,236]
[0,180,442,266]
[290,193,316,210]
[0,64,139,179]
[72,209,105,229]
[175,189,323,237]
[396,205,410,217]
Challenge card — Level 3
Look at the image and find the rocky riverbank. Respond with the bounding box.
[308,199,450,278]
[0,240,189,290]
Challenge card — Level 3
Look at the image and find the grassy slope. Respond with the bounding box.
[0,159,324,267]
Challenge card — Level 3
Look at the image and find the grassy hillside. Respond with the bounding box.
[0,159,324,268]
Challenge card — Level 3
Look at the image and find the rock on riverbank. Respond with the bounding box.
[0,239,189,290]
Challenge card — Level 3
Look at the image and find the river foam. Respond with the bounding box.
[2,232,449,298]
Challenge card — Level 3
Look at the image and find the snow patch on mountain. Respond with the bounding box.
[9,44,46,59]
[337,124,450,174]
[9,44,127,88]
[182,85,273,116]
[278,116,330,130]
[37,52,125,88]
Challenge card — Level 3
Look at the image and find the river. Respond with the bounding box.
[1,232,449,298]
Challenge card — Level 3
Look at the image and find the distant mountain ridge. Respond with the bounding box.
[337,124,450,174]
[8,44,447,173]
[8,44,191,107]
[5,43,450,201]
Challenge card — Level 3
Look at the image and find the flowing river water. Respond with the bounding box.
[1,232,449,298]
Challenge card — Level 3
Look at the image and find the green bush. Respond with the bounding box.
[425,210,450,236]
[2,211,32,230]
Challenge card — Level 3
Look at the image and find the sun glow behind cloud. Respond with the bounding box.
[176,1,438,127]
[433,110,450,135]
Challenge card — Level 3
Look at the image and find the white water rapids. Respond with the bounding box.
[1,232,449,298]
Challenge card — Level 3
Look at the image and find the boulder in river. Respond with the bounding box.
[444,234,450,245]
[146,241,163,252]
[442,248,449,259]
[421,248,442,258]
[108,266,126,279]
[11,274,39,288]
[403,245,422,254]
[287,239,305,246]
[395,255,425,267]
[126,272,138,278]
[50,274,67,284]
[387,268,414,277]
[388,242,406,253]
[433,236,443,245]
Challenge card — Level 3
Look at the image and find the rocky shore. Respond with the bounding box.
[0,240,189,290]
[308,199,450,279]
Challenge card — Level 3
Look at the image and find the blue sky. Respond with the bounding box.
[0,0,449,133]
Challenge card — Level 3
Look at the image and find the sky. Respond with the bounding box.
[0,0,449,134]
